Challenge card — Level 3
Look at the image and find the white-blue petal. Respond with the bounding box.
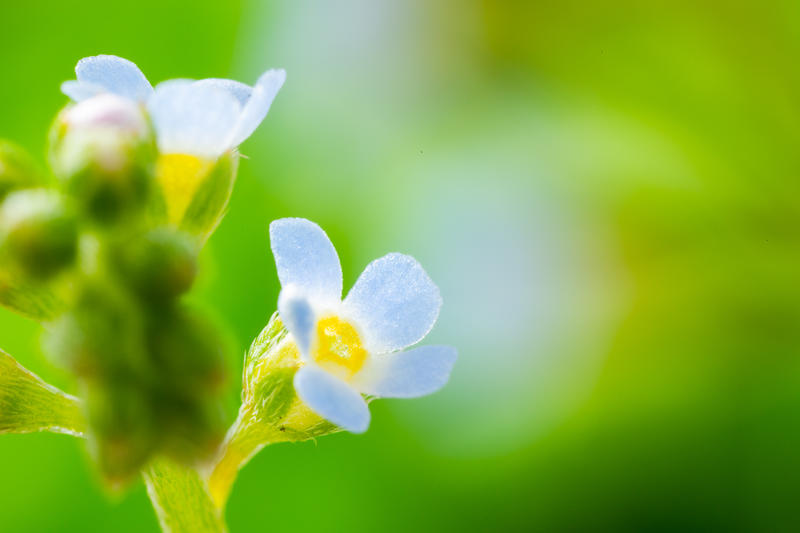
[193,78,252,106]
[154,79,195,90]
[352,345,457,398]
[269,218,342,305]
[75,55,153,101]
[278,285,316,360]
[228,69,286,148]
[294,366,370,433]
[147,81,241,158]
[61,80,106,102]
[343,253,442,353]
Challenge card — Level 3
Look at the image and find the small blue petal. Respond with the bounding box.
[147,81,241,157]
[229,69,285,147]
[294,366,370,433]
[278,286,316,359]
[194,78,253,106]
[75,55,153,101]
[353,345,457,398]
[61,80,105,102]
[343,253,442,353]
[270,218,342,305]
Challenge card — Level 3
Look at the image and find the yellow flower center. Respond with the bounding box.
[313,316,368,378]
[156,153,213,224]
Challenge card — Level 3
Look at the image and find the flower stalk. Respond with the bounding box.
[206,312,339,507]
[206,405,287,508]
[144,457,227,533]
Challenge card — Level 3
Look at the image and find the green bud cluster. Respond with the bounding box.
[44,280,228,482]
[0,95,240,484]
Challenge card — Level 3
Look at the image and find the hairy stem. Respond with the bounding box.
[143,457,227,533]
[206,406,284,508]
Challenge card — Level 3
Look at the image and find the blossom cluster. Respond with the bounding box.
[0,54,456,501]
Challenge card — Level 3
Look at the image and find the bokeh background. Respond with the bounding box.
[2,1,800,531]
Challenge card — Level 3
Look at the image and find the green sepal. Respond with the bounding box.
[179,152,239,243]
[0,349,85,436]
[251,367,297,425]
[242,312,339,439]
[243,310,289,397]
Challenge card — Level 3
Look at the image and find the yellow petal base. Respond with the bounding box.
[156,153,213,224]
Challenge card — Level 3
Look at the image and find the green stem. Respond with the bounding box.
[206,406,284,508]
[143,457,227,533]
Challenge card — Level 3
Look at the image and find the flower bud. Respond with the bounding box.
[145,307,228,465]
[0,189,78,279]
[62,93,150,138]
[50,94,156,224]
[0,140,43,200]
[147,307,227,393]
[112,229,198,303]
[86,380,157,485]
[42,280,147,378]
[156,389,227,467]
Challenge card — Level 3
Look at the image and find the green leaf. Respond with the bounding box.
[0,349,85,436]
[143,457,227,533]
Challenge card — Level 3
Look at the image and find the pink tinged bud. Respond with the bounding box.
[64,93,150,139]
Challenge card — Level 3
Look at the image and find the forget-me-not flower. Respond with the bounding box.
[61,55,285,159]
[61,55,285,223]
[270,218,457,433]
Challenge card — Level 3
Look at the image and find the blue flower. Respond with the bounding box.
[61,55,285,159]
[270,218,457,434]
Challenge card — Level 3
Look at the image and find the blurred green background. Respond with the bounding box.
[2,0,800,531]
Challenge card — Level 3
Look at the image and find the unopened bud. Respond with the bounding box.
[146,307,228,464]
[86,380,156,484]
[113,228,198,303]
[147,307,227,393]
[42,280,146,378]
[0,189,78,279]
[50,95,156,224]
[62,93,150,138]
